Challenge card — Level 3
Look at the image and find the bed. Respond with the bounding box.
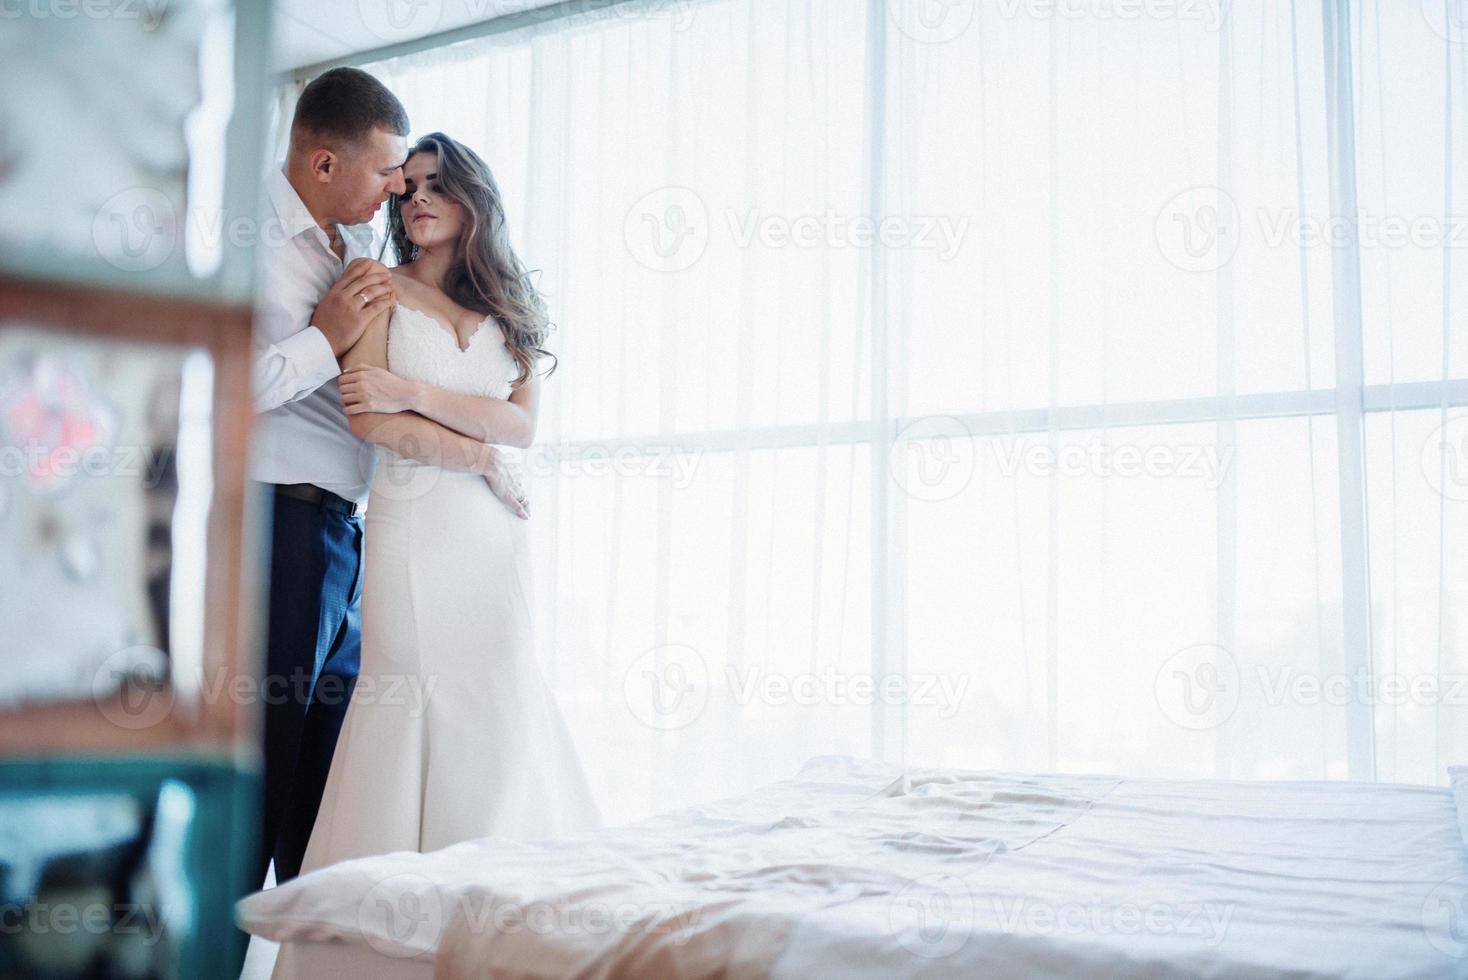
[236,755,1468,979]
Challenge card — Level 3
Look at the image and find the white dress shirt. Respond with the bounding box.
[249,165,379,504]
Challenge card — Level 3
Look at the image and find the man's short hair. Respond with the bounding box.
[291,67,409,150]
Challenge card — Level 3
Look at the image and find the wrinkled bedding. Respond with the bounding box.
[237,756,1468,979]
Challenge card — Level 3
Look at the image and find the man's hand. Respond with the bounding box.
[339,365,421,415]
[315,258,396,357]
[475,445,529,520]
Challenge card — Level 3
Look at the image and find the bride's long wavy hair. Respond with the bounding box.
[386,132,556,386]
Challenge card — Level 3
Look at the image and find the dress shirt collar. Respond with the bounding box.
[265,164,378,257]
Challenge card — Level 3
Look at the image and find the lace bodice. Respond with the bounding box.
[387,304,516,399]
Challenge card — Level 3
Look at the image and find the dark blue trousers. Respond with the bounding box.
[256,489,363,886]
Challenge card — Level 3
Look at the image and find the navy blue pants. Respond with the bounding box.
[256,489,364,885]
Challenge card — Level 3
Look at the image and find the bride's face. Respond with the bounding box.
[399,151,465,252]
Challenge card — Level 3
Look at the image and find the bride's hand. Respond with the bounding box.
[475,446,530,520]
[339,365,421,415]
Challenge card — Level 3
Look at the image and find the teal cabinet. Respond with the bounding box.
[0,757,258,980]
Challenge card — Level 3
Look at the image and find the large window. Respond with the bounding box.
[330,0,1468,821]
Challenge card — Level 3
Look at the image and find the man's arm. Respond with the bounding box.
[251,258,397,415]
[251,325,340,415]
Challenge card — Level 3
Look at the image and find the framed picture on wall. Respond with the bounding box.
[0,275,257,753]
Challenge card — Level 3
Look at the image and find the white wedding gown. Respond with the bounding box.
[290,303,601,877]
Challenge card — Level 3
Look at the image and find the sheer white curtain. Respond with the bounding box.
[315,0,1468,822]
[1355,0,1468,786]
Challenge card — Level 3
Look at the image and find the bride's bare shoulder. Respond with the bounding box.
[390,267,430,302]
[390,266,460,316]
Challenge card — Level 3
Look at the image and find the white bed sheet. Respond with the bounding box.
[238,756,1468,979]
[271,939,434,980]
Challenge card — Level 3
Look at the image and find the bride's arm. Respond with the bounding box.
[338,312,506,477]
[406,377,540,449]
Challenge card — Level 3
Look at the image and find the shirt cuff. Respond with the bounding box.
[280,325,341,386]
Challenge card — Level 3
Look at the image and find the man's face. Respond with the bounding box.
[324,127,409,226]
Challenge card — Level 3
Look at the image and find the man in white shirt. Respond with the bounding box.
[249,67,410,889]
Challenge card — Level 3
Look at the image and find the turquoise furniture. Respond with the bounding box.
[0,757,257,980]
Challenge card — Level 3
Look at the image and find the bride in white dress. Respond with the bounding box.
[292,133,601,879]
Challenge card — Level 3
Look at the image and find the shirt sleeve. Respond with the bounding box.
[251,325,341,415]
